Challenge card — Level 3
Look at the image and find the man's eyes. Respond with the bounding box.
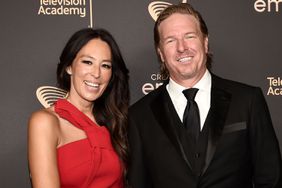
[184,34,196,39]
[165,38,176,44]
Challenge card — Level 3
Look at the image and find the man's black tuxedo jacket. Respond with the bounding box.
[128,74,282,188]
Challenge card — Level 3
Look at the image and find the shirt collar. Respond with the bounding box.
[194,69,211,92]
[167,69,211,95]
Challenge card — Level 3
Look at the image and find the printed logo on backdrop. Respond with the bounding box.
[148,0,187,21]
[142,73,168,95]
[36,86,67,108]
[267,77,282,95]
[254,0,282,12]
[38,0,94,27]
[36,0,94,107]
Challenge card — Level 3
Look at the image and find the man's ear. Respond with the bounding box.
[204,36,209,53]
[157,47,164,62]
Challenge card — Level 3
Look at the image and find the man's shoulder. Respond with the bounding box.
[212,74,259,92]
[130,83,167,112]
[211,73,265,104]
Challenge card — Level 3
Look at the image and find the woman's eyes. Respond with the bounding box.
[82,60,92,65]
[102,63,112,69]
[82,60,112,69]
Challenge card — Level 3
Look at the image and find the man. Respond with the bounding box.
[128,3,282,188]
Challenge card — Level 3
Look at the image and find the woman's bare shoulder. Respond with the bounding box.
[28,107,60,138]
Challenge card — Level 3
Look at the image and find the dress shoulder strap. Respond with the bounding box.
[54,99,98,131]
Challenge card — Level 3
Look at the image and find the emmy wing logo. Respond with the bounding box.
[148,0,187,21]
[36,86,67,108]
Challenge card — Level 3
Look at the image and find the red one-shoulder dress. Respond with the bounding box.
[55,99,123,188]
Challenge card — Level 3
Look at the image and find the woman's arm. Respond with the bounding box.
[28,109,61,188]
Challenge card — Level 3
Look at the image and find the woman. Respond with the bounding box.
[28,28,129,188]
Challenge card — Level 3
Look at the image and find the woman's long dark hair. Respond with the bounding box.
[57,28,130,183]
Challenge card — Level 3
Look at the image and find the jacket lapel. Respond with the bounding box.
[202,75,231,174]
[148,75,231,175]
[150,85,192,169]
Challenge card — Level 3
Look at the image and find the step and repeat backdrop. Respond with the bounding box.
[0,0,281,187]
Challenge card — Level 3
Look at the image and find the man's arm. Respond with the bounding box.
[128,114,152,188]
[249,87,282,187]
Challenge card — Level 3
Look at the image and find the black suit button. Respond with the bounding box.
[195,153,200,158]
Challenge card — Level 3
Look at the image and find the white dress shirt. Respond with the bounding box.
[166,70,211,130]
